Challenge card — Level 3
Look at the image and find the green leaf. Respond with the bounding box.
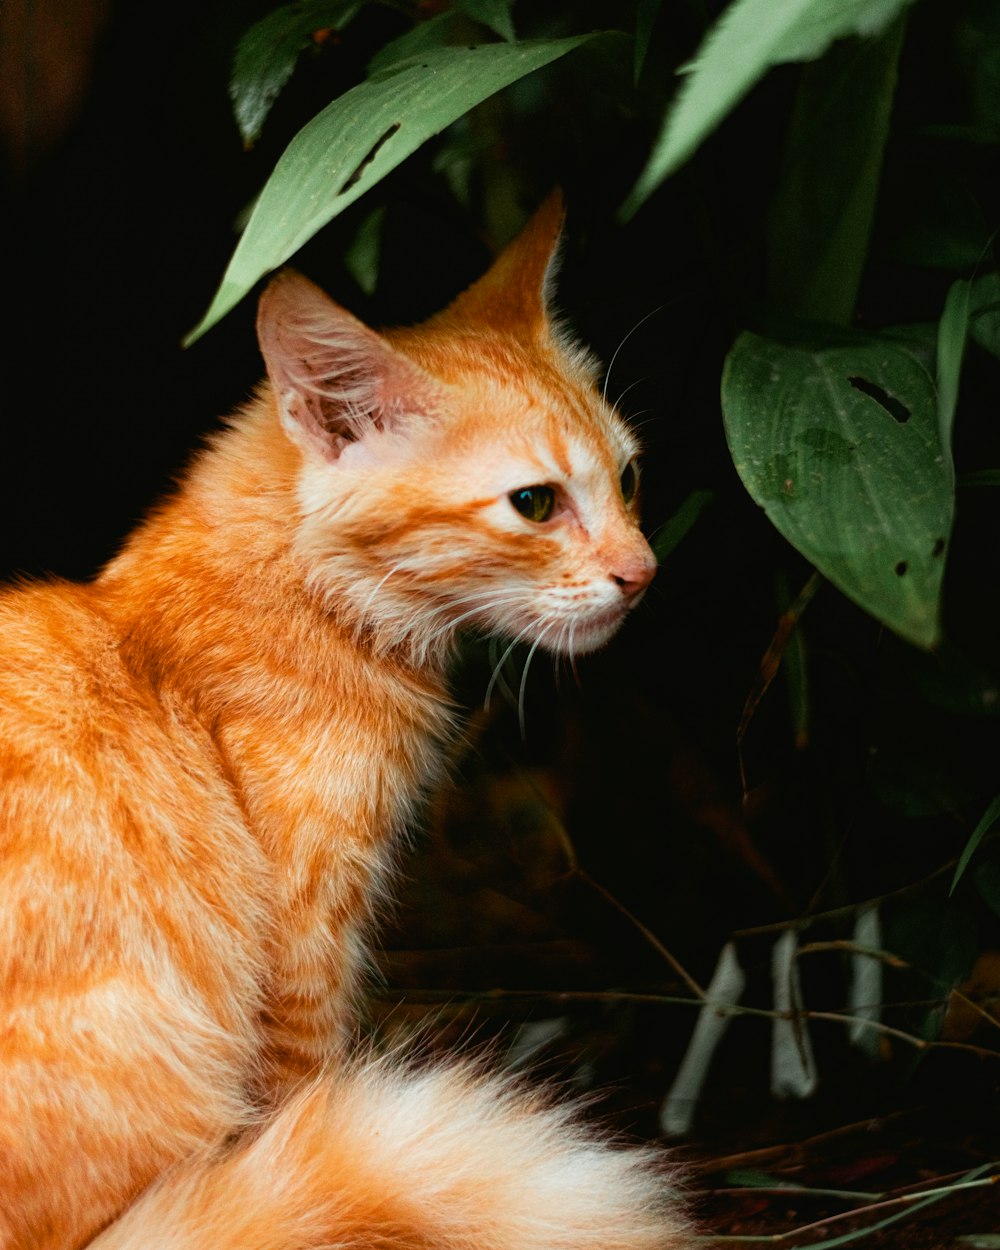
[765,20,905,325]
[230,0,362,147]
[951,792,1000,892]
[650,489,714,562]
[453,0,516,42]
[936,278,972,452]
[367,12,458,77]
[188,35,599,344]
[970,271,1000,360]
[343,205,385,296]
[621,0,916,218]
[722,330,953,649]
[634,0,663,83]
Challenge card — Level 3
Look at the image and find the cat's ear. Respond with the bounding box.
[437,189,565,340]
[257,271,435,462]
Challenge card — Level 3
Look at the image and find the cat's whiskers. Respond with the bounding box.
[601,304,665,405]
[608,376,646,413]
[517,619,557,738]
[359,562,407,618]
[484,634,524,711]
[423,590,529,646]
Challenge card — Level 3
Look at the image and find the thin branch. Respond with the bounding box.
[700,1166,1000,1246]
[508,761,707,999]
[732,859,954,939]
[685,1110,912,1175]
[805,1010,1000,1060]
[796,939,908,968]
[577,866,707,999]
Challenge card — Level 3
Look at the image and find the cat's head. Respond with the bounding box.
[257,193,656,665]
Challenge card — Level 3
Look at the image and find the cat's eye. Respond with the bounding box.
[509,485,555,523]
[620,460,638,505]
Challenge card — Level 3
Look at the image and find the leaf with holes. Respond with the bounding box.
[187,35,600,344]
[722,330,954,649]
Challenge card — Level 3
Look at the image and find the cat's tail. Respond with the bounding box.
[91,1053,693,1250]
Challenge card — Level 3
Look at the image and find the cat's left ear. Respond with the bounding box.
[257,270,437,463]
[435,189,566,341]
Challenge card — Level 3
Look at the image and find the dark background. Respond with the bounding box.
[3,1,1000,1239]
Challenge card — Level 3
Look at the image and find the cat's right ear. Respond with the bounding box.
[257,271,434,463]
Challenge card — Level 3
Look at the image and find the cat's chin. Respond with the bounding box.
[544,606,630,656]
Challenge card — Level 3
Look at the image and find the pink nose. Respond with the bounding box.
[611,552,656,602]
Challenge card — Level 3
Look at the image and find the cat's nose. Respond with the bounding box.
[611,552,656,602]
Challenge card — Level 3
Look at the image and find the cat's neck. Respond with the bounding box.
[96,395,456,832]
[100,394,451,698]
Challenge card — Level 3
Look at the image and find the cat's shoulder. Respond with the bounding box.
[0,576,133,737]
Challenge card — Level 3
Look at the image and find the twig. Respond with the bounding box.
[732,860,954,939]
[577,866,707,999]
[505,755,707,1000]
[796,940,908,968]
[804,1010,1000,1061]
[699,1165,1000,1246]
[685,1110,912,1175]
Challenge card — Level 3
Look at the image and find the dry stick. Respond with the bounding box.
[797,939,1000,1039]
[512,759,709,1001]
[804,1009,1000,1059]
[576,866,707,999]
[683,1109,913,1176]
[732,859,954,939]
[701,1166,1000,1246]
[796,939,908,968]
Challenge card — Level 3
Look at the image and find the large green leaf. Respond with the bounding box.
[621,0,915,217]
[188,35,598,344]
[765,18,904,326]
[722,330,954,649]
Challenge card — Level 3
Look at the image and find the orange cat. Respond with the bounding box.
[0,194,690,1249]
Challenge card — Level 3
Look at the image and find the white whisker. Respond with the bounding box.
[602,305,665,404]
[424,591,529,645]
[484,635,522,710]
[518,622,555,739]
[360,563,405,617]
[609,376,646,413]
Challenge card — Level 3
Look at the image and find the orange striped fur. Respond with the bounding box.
[0,194,689,1248]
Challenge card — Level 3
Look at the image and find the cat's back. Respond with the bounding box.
[0,576,131,751]
[0,576,196,804]
[0,572,267,1040]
